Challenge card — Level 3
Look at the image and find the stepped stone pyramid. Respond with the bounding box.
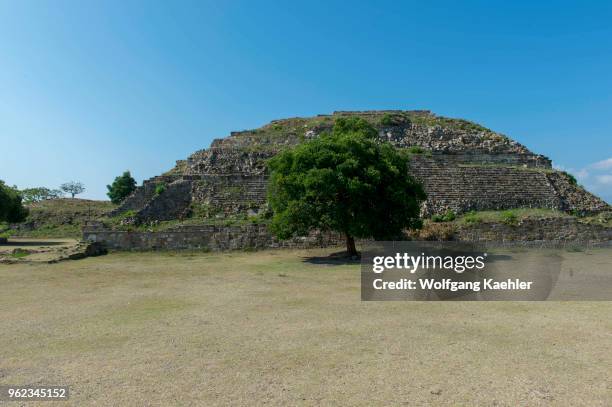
[113,110,609,223]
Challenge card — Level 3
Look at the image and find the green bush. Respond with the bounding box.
[442,210,456,222]
[0,180,28,223]
[120,209,137,218]
[432,210,456,223]
[408,146,426,154]
[107,171,137,204]
[463,211,481,225]
[501,210,518,226]
[154,183,166,196]
[380,113,395,126]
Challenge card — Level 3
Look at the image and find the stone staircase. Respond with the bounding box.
[409,156,609,216]
[409,158,560,215]
[192,174,268,215]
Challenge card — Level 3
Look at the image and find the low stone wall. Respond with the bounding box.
[83,224,342,251]
[84,217,611,251]
[457,218,612,246]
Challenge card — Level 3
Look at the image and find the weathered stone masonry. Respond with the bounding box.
[83,217,611,251]
[93,110,610,250]
[456,218,612,246]
[113,111,609,224]
[84,224,342,251]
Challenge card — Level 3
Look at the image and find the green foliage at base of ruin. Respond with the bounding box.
[431,210,456,223]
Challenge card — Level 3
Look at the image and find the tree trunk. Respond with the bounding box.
[345,234,357,257]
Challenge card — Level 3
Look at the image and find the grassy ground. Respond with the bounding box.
[7,199,116,239]
[1,249,611,406]
[457,208,569,225]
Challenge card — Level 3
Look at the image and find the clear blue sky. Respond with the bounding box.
[1,0,611,202]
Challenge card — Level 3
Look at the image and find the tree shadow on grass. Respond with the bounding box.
[301,251,361,266]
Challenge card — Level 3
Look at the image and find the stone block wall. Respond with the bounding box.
[546,172,610,214]
[83,224,342,251]
[83,217,611,251]
[413,152,551,168]
[184,147,275,175]
[456,218,612,246]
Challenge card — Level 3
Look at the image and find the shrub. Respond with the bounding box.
[154,183,166,196]
[0,180,28,223]
[431,210,456,222]
[119,209,137,218]
[501,210,518,226]
[463,211,481,225]
[431,214,443,222]
[408,146,426,154]
[442,210,456,222]
[380,113,395,126]
[107,171,137,204]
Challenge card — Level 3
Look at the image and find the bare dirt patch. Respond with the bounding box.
[0,238,104,263]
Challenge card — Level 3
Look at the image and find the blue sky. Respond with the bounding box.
[1,0,611,202]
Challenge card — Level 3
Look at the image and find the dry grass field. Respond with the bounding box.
[1,248,611,406]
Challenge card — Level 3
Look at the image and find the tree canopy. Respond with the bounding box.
[107,171,137,204]
[0,180,28,223]
[267,117,426,256]
[20,187,64,203]
[61,181,85,198]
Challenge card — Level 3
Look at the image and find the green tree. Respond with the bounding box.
[20,187,64,203]
[60,181,85,198]
[267,117,426,256]
[107,171,137,204]
[0,180,28,223]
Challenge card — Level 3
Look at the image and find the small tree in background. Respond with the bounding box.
[60,181,85,198]
[20,187,64,203]
[267,117,426,257]
[0,180,28,223]
[107,171,137,204]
